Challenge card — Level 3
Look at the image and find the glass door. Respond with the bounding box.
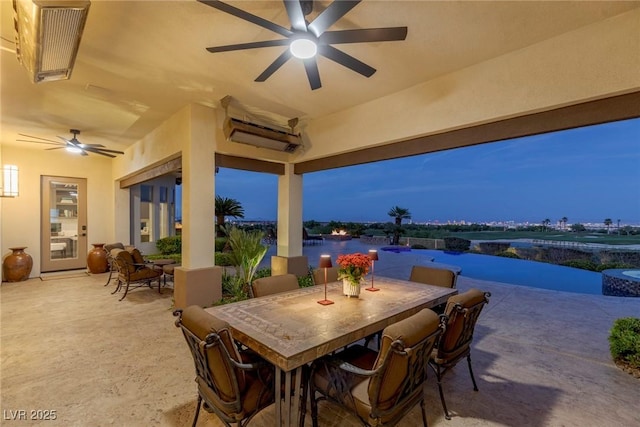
[40,176,88,272]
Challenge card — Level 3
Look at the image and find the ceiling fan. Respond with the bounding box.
[199,0,408,90]
[17,129,125,158]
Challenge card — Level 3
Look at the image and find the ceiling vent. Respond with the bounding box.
[223,117,302,153]
[13,0,91,83]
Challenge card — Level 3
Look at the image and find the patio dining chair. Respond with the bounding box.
[309,308,446,427]
[174,306,276,427]
[429,288,490,420]
[409,265,457,289]
[311,266,339,286]
[250,273,299,298]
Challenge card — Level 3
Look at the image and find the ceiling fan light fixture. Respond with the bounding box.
[65,146,82,154]
[290,38,317,59]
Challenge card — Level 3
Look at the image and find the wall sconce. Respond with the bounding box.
[0,165,19,197]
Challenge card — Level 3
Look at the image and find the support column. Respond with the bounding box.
[272,163,307,276]
[174,104,222,309]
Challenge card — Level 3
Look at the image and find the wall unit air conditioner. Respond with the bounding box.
[13,0,91,83]
[223,117,301,153]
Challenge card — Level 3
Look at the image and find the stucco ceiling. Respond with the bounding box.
[1,0,638,152]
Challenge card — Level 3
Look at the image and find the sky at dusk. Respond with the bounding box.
[211,117,640,225]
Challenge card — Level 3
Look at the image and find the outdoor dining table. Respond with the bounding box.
[205,276,457,427]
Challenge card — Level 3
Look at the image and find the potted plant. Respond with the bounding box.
[336,252,371,297]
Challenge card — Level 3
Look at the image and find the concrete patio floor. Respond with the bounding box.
[1,245,639,426]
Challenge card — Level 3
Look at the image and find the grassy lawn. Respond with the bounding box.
[450,230,640,245]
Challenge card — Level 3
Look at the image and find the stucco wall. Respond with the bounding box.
[0,145,113,277]
[298,8,640,161]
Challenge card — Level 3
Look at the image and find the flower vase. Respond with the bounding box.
[3,247,33,282]
[343,279,362,298]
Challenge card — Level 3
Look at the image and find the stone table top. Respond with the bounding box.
[206,276,457,371]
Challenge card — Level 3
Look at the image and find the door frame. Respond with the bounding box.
[40,176,88,272]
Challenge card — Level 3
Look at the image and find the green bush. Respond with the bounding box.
[156,236,181,255]
[561,259,599,271]
[215,238,229,252]
[443,237,471,252]
[215,252,235,266]
[609,317,640,368]
[254,267,271,279]
[298,274,314,288]
[596,262,636,272]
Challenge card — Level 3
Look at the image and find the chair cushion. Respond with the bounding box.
[251,274,299,298]
[181,306,246,400]
[441,288,487,353]
[372,308,440,409]
[116,250,136,274]
[105,242,125,252]
[129,248,145,264]
[312,267,339,285]
[409,265,456,288]
[129,268,162,281]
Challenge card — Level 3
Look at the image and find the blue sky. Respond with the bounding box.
[211,117,640,225]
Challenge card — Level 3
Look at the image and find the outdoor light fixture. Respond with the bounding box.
[366,249,380,291]
[289,38,317,59]
[13,0,91,83]
[317,255,334,305]
[0,165,19,197]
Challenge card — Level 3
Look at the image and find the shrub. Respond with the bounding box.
[478,242,511,255]
[215,252,234,266]
[156,236,181,255]
[215,237,229,252]
[596,262,636,272]
[495,250,521,259]
[298,273,314,288]
[609,317,640,369]
[561,259,598,271]
[254,267,271,279]
[443,237,471,252]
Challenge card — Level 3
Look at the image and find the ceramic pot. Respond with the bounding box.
[343,279,362,298]
[87,243,108,274]
[3,247,33,282]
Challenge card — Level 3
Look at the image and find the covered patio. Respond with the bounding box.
[1,2,639,308]
[1,257,638,426]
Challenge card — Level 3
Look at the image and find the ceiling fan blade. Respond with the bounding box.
[319,44,376,77]
[307,0,360,37]
[198,0,293,38]
[81,143,106,148]
[303,57,321,90]
[17,139,64,146]
[255,49,292,82]
[18,133,60,144]
[206,39,291,53]
[283,0,307,32]
[84,147,124,155]
[82,147,117,158]
[45,147,65,151]
[320,27,408,45]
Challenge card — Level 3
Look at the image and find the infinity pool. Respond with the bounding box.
[412,249,602,295]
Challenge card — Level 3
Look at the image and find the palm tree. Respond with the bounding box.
[604,218,612,234]
[542,218,551,232]
[387,206,411,245]
[215,195,245,237]
[561,216,568,230]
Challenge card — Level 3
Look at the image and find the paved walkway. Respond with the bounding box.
[1,245,639,426]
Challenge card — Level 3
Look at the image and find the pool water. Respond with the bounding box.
[413,249,602,295]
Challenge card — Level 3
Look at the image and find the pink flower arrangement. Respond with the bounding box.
[336,253,371,286]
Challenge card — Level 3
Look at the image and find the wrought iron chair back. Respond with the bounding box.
[174,306,275,427]
[310,308,446,427]
[430,288,490,419]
